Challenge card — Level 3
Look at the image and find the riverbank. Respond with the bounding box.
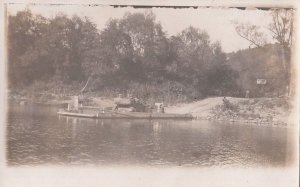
[8,91,294,126]
[166,96,294,127]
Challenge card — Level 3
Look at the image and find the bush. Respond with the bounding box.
[222,98,239,112]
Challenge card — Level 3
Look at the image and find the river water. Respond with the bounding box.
[6,104,296,167]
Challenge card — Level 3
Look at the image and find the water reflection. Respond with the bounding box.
[7,104,296,167]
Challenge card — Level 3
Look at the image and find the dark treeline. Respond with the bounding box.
[8,10,286,103]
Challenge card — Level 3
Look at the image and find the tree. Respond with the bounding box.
[268,9,294,95]
[269,9,293,47]
[233,22,267,47]
[8,10,102,90]
[170,27,213,85]
[47,15,101,82]
[170,27,238,96]
[233,9,294,95]
[8,9,240,100]
[8,9,50,87]
[97,11,169,86]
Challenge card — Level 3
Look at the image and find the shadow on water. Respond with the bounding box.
[6,104,296,167]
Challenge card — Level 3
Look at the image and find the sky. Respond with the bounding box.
[7,4,274,52]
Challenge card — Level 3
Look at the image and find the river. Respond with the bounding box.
[6,103,296,167]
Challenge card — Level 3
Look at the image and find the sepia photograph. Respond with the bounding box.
[0,0,299,186]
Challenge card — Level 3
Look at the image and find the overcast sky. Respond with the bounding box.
[7,4,274,52]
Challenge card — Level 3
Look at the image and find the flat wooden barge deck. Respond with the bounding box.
[57,110,193,119]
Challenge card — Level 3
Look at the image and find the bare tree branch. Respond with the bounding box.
[268,9,293,47]
[233,22,267,47]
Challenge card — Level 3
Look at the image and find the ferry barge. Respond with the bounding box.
[57,96,193,119]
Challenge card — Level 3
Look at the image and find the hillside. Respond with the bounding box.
[226,44,287,97]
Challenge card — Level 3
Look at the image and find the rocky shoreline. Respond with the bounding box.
[166,97,295,128]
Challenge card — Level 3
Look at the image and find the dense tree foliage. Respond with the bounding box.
[8,10,102,86]
[169,27,239,96]
[9,10,286,102]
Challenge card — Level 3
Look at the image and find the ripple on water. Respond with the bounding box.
[6,104,296,167]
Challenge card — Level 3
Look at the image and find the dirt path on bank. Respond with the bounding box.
[166,97,245,116]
